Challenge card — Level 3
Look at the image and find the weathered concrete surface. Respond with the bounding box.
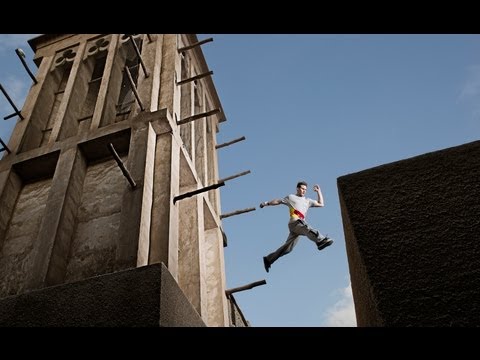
[228,294,249,327]
[338,140,480,326]
[0,178,52,298]
[159,34,176,112]
[0,170,21,250]
[65,156,124,282]
[205,226,229,326]
[0,263,204,327]
[150,132,175,269]
[178,194,202,315]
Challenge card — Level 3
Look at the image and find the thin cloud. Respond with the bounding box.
[458,64,480,101]
[457,64,480,122]
[322,282,357,327]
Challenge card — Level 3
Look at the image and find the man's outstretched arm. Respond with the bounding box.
[312,184,324,207]
[260,199,283,208]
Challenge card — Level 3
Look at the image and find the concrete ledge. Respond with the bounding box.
[0,263,205,327]
[338,140,480,326]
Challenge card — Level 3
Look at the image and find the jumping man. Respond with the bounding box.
[260,181,333,272]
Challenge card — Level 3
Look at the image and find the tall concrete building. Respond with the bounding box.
[338,140,480,326]
[0,34,246,326]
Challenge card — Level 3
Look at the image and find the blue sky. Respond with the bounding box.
[1,34,480,327]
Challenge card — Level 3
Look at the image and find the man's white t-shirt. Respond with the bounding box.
[281,194,316,223]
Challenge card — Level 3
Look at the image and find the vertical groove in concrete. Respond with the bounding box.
[46,148,87,286]
[65,155,123,282]
[178,194,201,314]
[5,55,54,155]
[0,170,21,251]
[137,122,156,266]
[149,132,173,267]
[1,177,52,297]
[115,122,149,270]
[49,42,87,144]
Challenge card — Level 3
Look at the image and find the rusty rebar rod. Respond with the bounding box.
[218,170,251,184]
[226,280,267,296]
[221,227,228,247]
[0,83,24,120]
[177,38,213,52]
[215,136,246,149]
[173,181,225,204]
[220,207,256,220]
[108,143,136,189]
[124,66,145,111]
[0,137,11,154]
[15,48,37,84]
[177,108,220,126]
[129,35,149,78]
[176,71,213,86]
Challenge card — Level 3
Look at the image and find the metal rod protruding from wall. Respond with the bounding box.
[215,136,246,149]
[173,181,225,204]
[218,170,251,184]
[220,227,228,247]
[0,83,24,120]
[177,38,213,52]
[177,108,220,126]
[226,280,267,296]
[0,137,11,154]
[15,48,38,84]
[108,143,137,189]
[128,35,149,78]
[220,207,256,220]
[3,112,21,120]
[124,66,145,111]
[176,71,214,86]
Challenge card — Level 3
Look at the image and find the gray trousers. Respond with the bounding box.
[265,219,326,265]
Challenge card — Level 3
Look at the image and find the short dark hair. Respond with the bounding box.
[297,181,307,188]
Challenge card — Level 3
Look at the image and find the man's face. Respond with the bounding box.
[296,185,307,197]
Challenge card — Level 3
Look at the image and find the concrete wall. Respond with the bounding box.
[0,263,205,327]
[0,178,52,297]
[338,140,480,326]
[228,294,249,327]
[205,226,229,325]
[0,171,22,248]
[178,194,202,314]
[65,156,125,282]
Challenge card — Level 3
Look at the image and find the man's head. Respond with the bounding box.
[296,181,308,197]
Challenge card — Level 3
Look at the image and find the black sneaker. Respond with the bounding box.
[263,256,271,273]
[317,237,334,251]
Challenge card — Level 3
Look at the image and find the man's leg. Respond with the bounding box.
[293,220,333,249]
[265,231,300,267]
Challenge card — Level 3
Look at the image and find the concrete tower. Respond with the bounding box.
[0,34,242,326]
